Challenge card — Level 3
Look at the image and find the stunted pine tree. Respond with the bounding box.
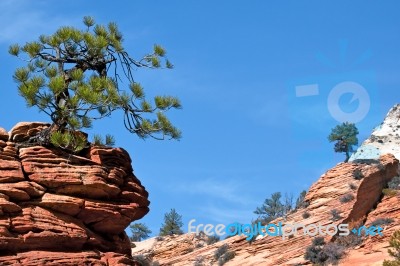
[383,230,400,266]
[129,222,152,242]
[159,208,183,236]
[328,122,359,162]
[254,192,284,224]
[9,16,181,152]
[295,190,307,209]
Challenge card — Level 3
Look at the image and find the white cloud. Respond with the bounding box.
[171,177,258,206]
[0,0,78,43]
[196,204,254,225]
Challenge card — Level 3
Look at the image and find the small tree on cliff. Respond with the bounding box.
[129,222,152,242]
[328,122,359,162]
[9,16,181,152]
[254,192,284,224]
[295,190,308,209]
[159,208,183,236]
[383,230,400,266]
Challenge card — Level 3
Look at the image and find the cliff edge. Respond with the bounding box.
[0,122,149,265]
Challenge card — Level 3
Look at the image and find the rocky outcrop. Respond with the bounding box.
[350,104,400,161]
[131,104,400,266]
[0,122,149,265]
[133,154,399,265]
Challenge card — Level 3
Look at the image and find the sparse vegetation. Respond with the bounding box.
[254,192,284,224]
[184,247,194,254]
[383,230,400,266]
[370,218,394,227]
[352,169,364,180]
[388,176,400,190]
[195,243,204,248]
[159,208,183,236]
[295,190,308,209]
[155,236,164,241]
[330,209,342,221]
[304,237,345,265]
[336,234,363,248]
[328,122,359,162]
[133,254,151,266]
[302,211,311,219]
[349,183,357,190]
[348,182,357,190]
[214,244,235,266]
[377,163,385,171]
[383,188,398,197]
[339,193,355,203]
[206,235,220,245]
[193,256,205,266]
[129,223,152,242]
[255,190,311,224]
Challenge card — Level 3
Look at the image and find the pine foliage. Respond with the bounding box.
[383,230,400,266]
[129,223,152,242]
[328,122,359,162]
[10,16,181,152]
[159,208,183,236]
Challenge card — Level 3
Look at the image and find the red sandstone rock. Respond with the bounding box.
[133,154,399,265]
[0,160,24,183]
[0,122,149,265]
[9,122,50,142]
[0,251,136,266]
[0,128,8,142]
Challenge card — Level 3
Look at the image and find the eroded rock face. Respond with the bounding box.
[135,154,399,266]
[350,104,400,161]
[0,122,149,265]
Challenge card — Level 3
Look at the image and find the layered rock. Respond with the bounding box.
[133,154,399,265]
[130,104,400,266]
[350,104,400,161]
[0,122,149,265]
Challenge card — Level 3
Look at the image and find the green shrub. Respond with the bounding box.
[330,209,342,221]
[295,190,308,209]
[304,237,345,265]
[388,176,400,190]
[214,244,235,266]
[132,255,150,266]
[218,251,235,266]
[214,244,229,259]
[383,188,398,197]
[195,243,204,248]
[352,169,364,180]
[207,235,220,245]
[370,218,394,227]
[193,256,205,266]
[383,230,400,266]
[349,183,357,190]
[339,193,354,203]
[302,211,311,219]
[336,234,363,248]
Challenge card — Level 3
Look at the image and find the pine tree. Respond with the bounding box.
[295,190,307,209]
[254,192,284,224]
[129,223,152,242]
[9,16,181,152]
[159,208,183,236]
[328,122,359,162]
[383,230,400,266]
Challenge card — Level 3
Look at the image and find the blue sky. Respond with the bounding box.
[1,1,400,237]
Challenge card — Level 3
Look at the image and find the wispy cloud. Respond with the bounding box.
[171,177,258,206]
[0,0,78,43]
[197,204,254,224]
